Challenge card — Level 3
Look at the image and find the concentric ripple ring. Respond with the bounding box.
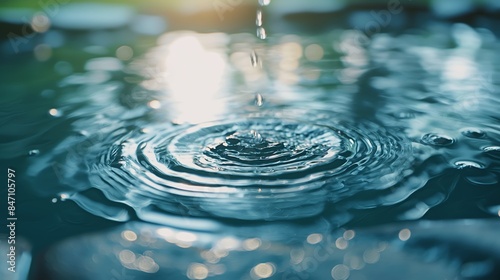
[92,112,413,221]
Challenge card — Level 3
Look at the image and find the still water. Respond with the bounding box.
[1,4,500,280]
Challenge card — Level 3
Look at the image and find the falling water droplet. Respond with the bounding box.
[461,127,486,138]
[29,149,40,156]
[421,133,454,146]
[256,9,263,27]
[257,27,267,40]
[258,0,271,6]
[250,51,260,68]
[255,93,264,107]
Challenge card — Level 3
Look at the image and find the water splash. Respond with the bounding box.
[88,111,412,221]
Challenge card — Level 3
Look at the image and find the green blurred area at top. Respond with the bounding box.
[0,0,497,34]
[2,0,497,18]
[0,0,442,11]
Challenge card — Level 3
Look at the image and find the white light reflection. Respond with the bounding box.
[49,108,61,117]
[187,263,209,280]
[443,56,475,81]
[118,249,136,264]
[121,230,137,242]
[343,230,355,241]
[331,264,350,280]
[157,34,229,124]
[304,44,324,61]
[306,233,323,245]
[362,249,380,264]
[398,228,411,241]
[136,255,159,273]
[335,237,348,250]
[31,12,50,33]
[251,262,275,279]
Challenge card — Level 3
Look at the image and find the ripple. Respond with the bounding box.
[454,160,485,170]
[460,127,486,139]
[90,112,413,221]
[483,146,500,159]
[421,133,455,147]
[168,119,345,177]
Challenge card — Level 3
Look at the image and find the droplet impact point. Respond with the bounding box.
[421,133,454,146]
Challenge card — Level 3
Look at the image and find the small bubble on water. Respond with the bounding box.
[257,27,267,40]
[49,108,62,117]
[421,133,454,146]
[29,149,40,156]
[461,127,486,138]
[483,146,500,159]
[454,160,485,170]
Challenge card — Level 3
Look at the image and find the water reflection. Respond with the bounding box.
[137,32,231,124]
[19,22,500,228]
[39,219,500,280]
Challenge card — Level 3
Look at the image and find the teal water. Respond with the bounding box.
[1,5,500,280]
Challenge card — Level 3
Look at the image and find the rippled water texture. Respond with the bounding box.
[22,24,500,227]
[92,113,411,221]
